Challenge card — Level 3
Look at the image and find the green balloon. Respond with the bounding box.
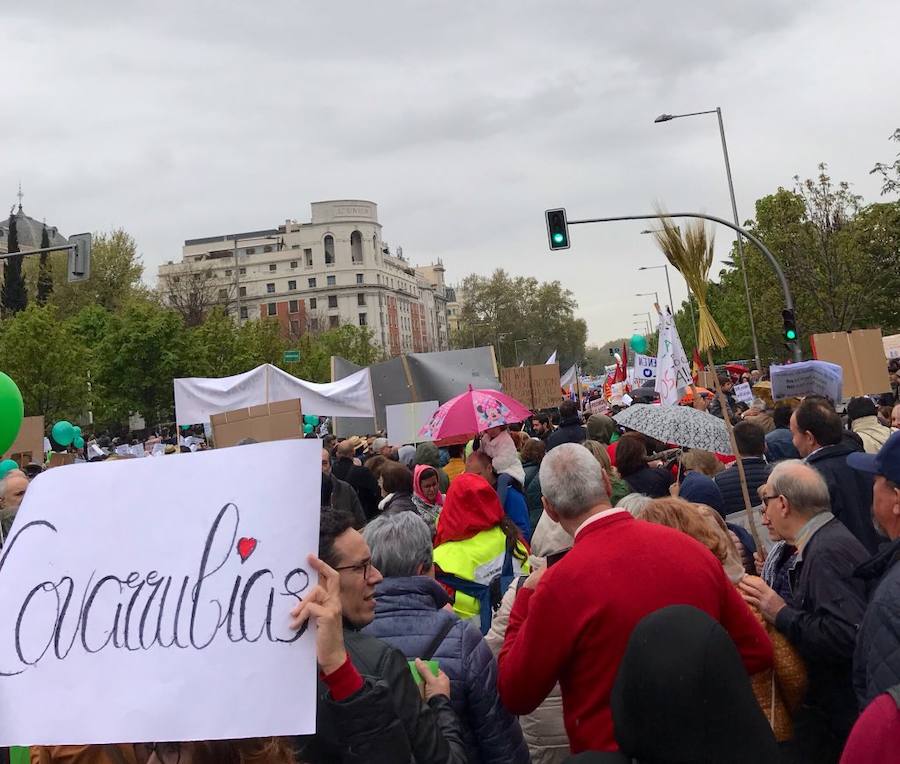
[303,414,318,426]
[630,333,648,355]
[51,420,76,447]
[0,372,24,455]
[303,423,314,435]
[73,426,82,437]
[73,435,85,449]
[0,458,19,478]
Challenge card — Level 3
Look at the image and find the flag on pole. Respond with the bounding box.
[560,364,577,389]
[655,310,693,405]
[518,361,525,367]
[692,347,705,379]
[545,350,558,365]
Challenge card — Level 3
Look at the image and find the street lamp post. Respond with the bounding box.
[638,262,699,349]
[513,338,529,366]
[470,321,490,348]
[654,107,761,370]
[636,291,660,309]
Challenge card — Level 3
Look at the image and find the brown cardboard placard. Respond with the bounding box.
[211,399,303,448]
[884,333,900,361]
[47,452,76,469]
[2,415,45,467]
[500,366,535,409]
[696,371,719,390]
[530,364,562,410]
[810,329,892,398]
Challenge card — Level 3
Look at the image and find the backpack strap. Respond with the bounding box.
[436,573,494,634]
[420,615,457,661]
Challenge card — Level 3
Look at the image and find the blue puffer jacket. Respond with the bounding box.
[363,576,531,764]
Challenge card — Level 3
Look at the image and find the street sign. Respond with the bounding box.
[67,233,91,283]
[283,350,300,363]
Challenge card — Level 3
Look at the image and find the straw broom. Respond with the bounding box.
[652,215,764,554]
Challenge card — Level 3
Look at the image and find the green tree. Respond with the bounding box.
[455,269,587,368]
[1,211,27,316]
[290,324,379,382]
[36,224,53,305]
[0,304,88,421]
[871,128,900,197]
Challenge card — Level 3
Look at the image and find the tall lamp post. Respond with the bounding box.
[513,338,529,366]
[470,321,490,348]
[637,260,699,349]
[636,291,659,310]
[654,107,761,370]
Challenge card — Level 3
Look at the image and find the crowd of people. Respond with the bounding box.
[2,371,900,763]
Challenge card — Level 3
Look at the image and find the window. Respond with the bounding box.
[304,248,313,267]
[351,231,363,263]
[310,317,319,331]
[356,273,364,284]
[289,299,299,313]
[357,293,366,306]
[269,263,276,272]
[327,275,336,286]
[239,267,246,275]
[308,277,317,288]
[329,315,339,329]
[358,313,367,327]
[172,276,180,284]
[266,283,275,294]
[291,244,300,250]
[324,235,335,265]
[267,303,277,316]
[224,269,232,277]
[328,295,338,308]
[290,320,300,335]
[288,280,297,290]
[239,286,247,297]
[239,306,248,319]
[264,245,273,253]
[290,260,298,268]
[246,248,255,255]
[309,297,317,309]
[218,289,227,299]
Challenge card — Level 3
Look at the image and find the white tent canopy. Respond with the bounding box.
[173,364,375,425]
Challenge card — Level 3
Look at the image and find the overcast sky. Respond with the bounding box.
[4,1,899,345]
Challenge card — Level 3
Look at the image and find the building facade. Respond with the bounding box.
[158,200,450,356]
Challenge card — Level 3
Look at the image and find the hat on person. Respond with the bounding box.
[371,437,389,452]
[344,435,363,451]
[848,430,900,484]
[847,396,877,422]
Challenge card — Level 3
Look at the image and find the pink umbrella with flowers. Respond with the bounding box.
[418,385,533,443]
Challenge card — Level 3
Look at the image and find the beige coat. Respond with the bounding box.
[486,513,571,764]
[852,415,892,454]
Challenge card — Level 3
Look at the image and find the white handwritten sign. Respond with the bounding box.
[769,361,843,402]
[733,382,754,405]
[631,353,657,381]
[0,440,320,746]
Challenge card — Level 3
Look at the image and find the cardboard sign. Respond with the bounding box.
[733,382,754,405]
[1,416,44,467]
[883,333,900,361]
[385,401,439,444]
[770,360,843,402]
[211,399,303,448]
[47,452,76,469]
[696,371,718,390]
[631,353,657,381]
[588,398,610,415]
[811,329,892,397]
[500,364,561,410]
[0,440,319,745]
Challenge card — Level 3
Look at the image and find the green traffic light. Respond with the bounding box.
[785,329,797,340]
[552,232,565,244]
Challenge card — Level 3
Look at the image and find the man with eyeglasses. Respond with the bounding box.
[296,507,467,764]
[739,459,869,762]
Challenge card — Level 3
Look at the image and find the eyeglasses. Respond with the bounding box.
[334,558,374,579]
[759,494,781,513]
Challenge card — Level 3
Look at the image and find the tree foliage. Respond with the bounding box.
[1,211,27,317]
[454,269,587,368]
[37,224,53,305]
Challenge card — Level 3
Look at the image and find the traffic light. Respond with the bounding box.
[545,208,570,251]
[67,233,92,283]
[782,308,798,343]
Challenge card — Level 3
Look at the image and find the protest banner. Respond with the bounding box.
[883,333,900,360]
[655,311,692,405]
[770,360,843,402]
[210,399,303,448]
[385,400,439,443]
[0,439,319,745]
[733,382,754,405]
[810,329,892,397]
[1,416,44,467]
[500,364,561,410]
[631,353,657,382]
[500,366,535,409]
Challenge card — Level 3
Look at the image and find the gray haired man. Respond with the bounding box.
[0,468,28,548]
[739,459,869,760]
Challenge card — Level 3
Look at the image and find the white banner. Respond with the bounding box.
[733,382,754,405]
[770,361,843,402]
[631,353,657,382]
[655,311,692,405]
[0,440,320,746]
[175,363,375,425]
[386,401,440,444]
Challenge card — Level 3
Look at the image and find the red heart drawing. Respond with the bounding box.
[237,537,258,563]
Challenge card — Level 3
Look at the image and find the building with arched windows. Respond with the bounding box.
[157,200,450,356]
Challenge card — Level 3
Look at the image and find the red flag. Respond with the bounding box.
[614,343,629,384]
[692,347,705,376]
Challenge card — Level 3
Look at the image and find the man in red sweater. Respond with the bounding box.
[498,443,773,754]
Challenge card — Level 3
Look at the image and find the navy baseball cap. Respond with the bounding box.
[847,431,900,484]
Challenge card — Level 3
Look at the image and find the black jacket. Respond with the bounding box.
[806,442,881,554]
[546,417,586,451]
[854,537,900,709]
[774,517,870,748]
[330,475,366,529]
[298,628,467,763]
[713,457,771,516]
[622,466,673,498]
[332,457,382,521]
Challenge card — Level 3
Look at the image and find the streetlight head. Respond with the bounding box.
[654,113,674,123]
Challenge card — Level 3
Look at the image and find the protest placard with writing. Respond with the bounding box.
[0,439,319,746]
[733,382,754,405]
[631,353,657,382]
[769,361,843,402]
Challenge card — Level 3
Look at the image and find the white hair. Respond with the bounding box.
[768,459,830,517]
[539,443,609,519]
[616,493,653,516]
[363,511,433,577]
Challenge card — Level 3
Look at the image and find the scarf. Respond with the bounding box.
[413,464,443,507]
